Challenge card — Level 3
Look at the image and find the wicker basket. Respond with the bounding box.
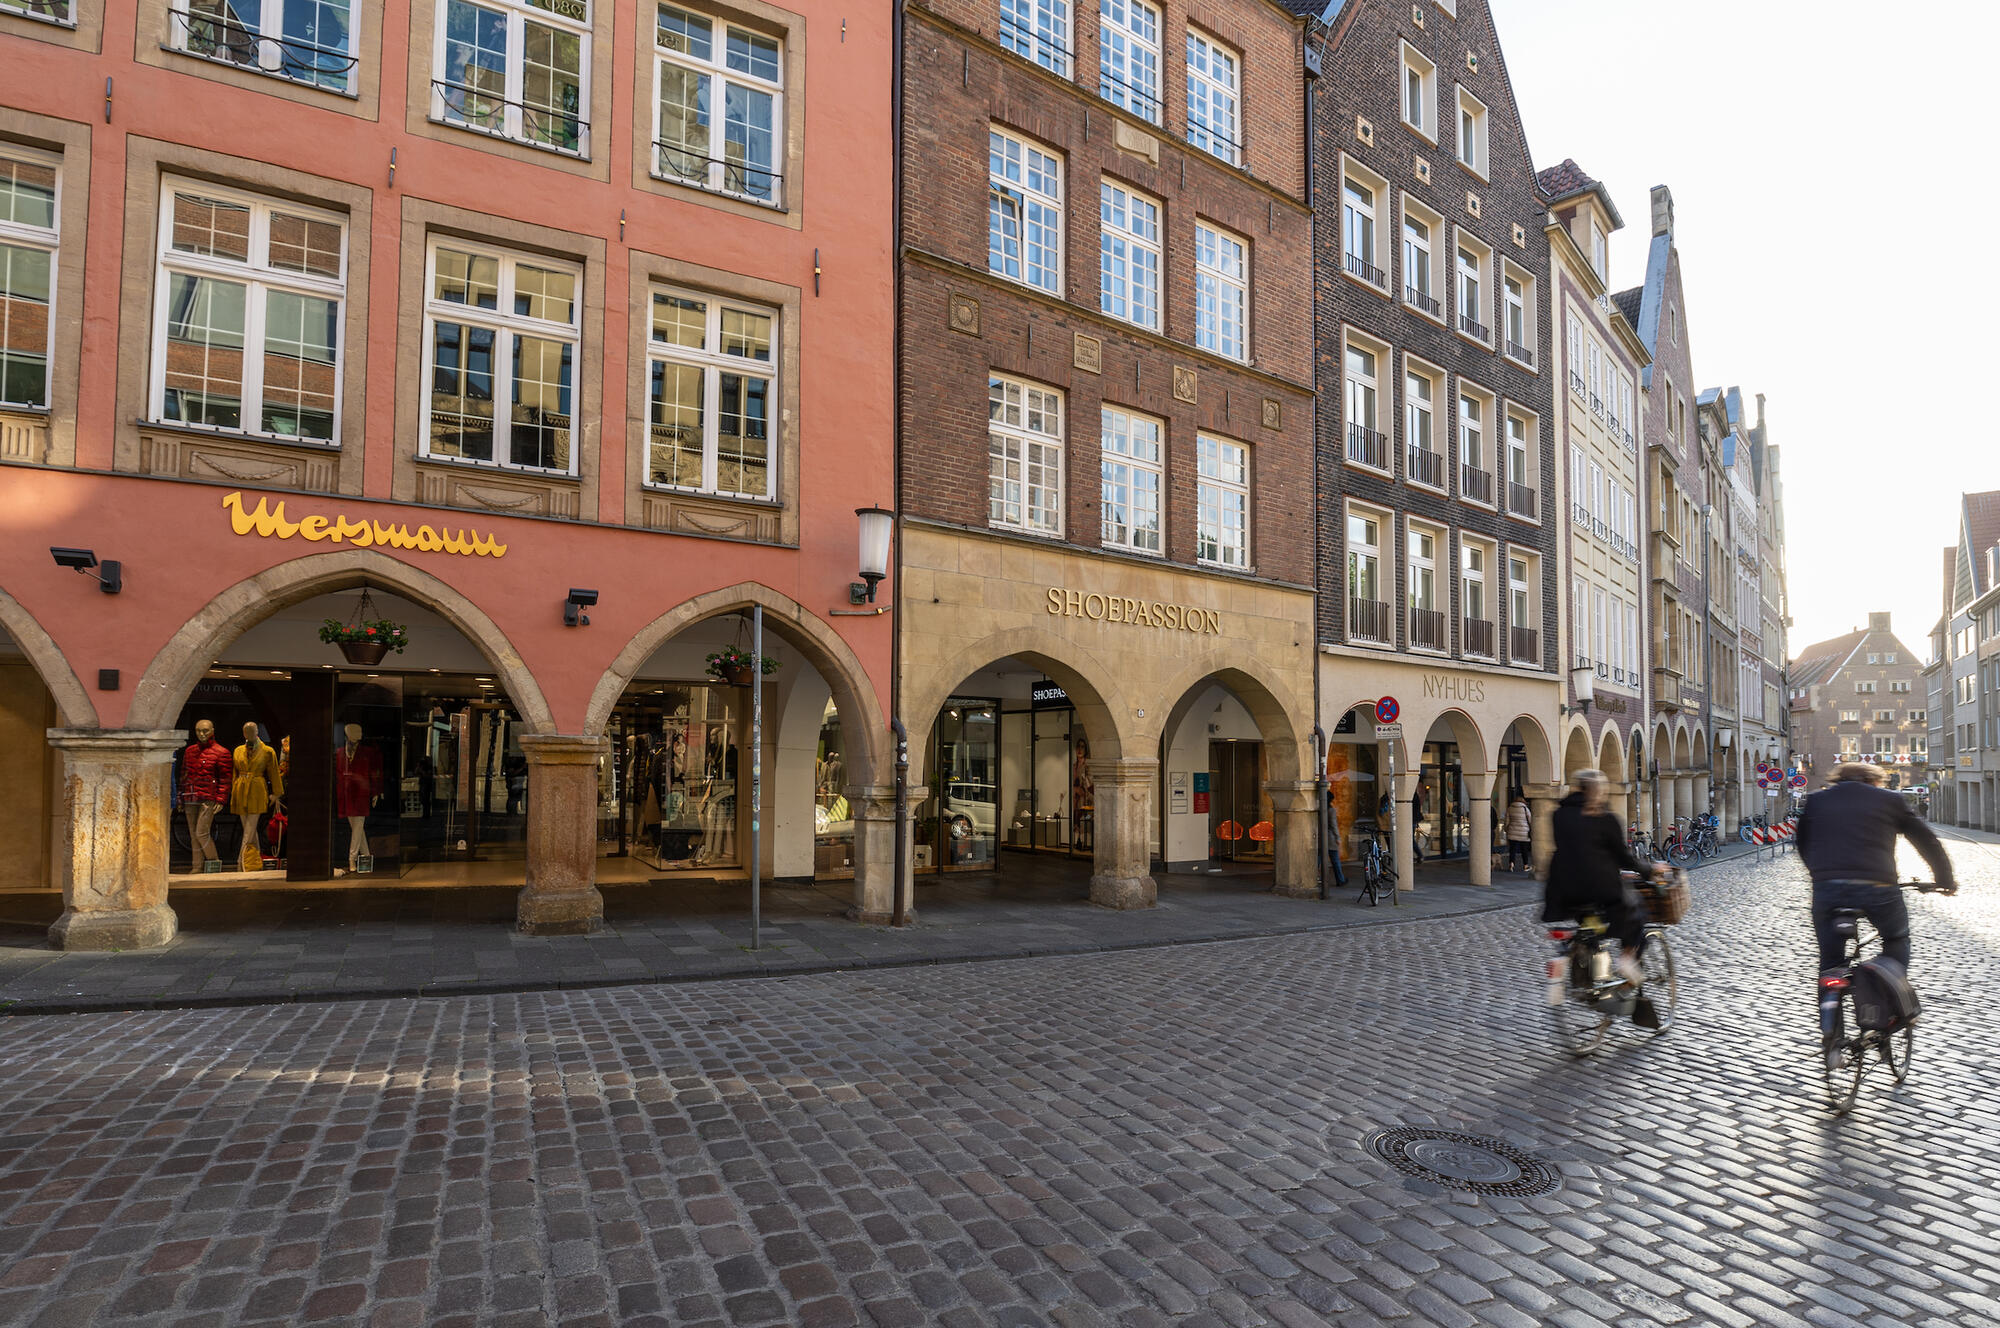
[1639,869,1691,926]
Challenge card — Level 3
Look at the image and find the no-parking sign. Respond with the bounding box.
[1376,696,1399,725]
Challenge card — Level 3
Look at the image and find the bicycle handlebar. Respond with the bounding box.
[1900,879,1957,895]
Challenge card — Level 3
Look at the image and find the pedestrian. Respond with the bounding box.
[1410,782,1425,864]
[1321,793,1347,888]
[1505,796,1532,873]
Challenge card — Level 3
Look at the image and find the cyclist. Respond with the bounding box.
[1542,769,1668,999]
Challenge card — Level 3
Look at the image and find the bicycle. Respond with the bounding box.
[1690,812,1720,859]
[1354,821,1399,907]
[1546,874,1679,1056]
[1660,818,1693,864]
[1739,812,1771,845]
[1818,878,1951,1115]
[1627,825,1657,862]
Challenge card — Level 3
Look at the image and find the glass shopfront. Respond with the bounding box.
[1326,708,1383,861]
[812,699,855,878]
[916,686,1102,872]
[1206,739,1273,861]
[602,683,744,871]
[1417,739,1468,859]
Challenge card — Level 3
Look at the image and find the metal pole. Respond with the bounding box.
[750,606,763,950]
[890,718,909,927]
[1312,725,1327,899]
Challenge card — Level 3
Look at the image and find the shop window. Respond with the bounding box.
[606,683,745,870]
[431,0,590,156]
[0,148,57,411]
[653,3,784,204]
[812,698,853,877]
[151,180,346,443]
[645,287,776,499]
[1100,404,1162,554]
[1196,433,1248,568]
[421,238,580,473]
[988,373,1062,535]
[170,0,358,94]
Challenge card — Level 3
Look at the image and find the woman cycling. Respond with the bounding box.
[1542,769,1668,1010]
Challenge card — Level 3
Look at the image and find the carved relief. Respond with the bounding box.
[1414,157,1431,184]
[136,429,339,493]
[1261,398,1282,431]
[0,412,48,465]
[1073,333,1102,375]
[416,465,580,519]
[1113,120,1160,166]
[949,293,980,336]
[1466,191,1481,218]
[1172,366,1197,405]
[1513,222,1527,247]
[640,492,782,544]
[1355,116,1373,146]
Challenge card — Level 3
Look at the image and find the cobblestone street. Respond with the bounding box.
[2,836,1997,1328]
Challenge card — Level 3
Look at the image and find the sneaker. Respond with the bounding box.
[1615,954,1646,987]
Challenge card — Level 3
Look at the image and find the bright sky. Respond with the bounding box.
[1490,0,2000,663]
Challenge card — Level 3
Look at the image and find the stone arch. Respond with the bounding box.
[585,581,890,784]
[908,628,1134,780]
[1153,650,1312,782]
[1330,694,1413,769]
[129,551,553,733]
[1497,714,1555,787]
[1672,721,1693,767]
[1560,720,1594,779]
[1652,720,1674,770]
[1597,721,1627,783]
[1415,706,1485,776]
[1692,728,1709,768]
[0,585,97,726]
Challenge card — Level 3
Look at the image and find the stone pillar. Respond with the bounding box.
[516,734,610,935]
[1264,780,1318,899]
[47,729,183,951]
[1528,783,1563,877]
[1692,772,1710,820]
[1392,769,1419,891]
[847,783,898,924]
[1464,768,1494,887]
[1088,758,1158,909]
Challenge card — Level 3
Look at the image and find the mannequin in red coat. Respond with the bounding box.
[335,723,382,873]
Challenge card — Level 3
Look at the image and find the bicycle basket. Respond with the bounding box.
[1638,869,1691,925]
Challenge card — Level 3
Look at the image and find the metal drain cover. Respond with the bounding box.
[1363,1128,1562,1197]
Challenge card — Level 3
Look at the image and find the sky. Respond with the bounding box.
[1489,0,2000,663]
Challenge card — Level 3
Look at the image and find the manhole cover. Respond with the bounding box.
[1362,1128,1562,1197]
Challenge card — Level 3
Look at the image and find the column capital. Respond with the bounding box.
[46,728,185,758]
[518,733,611,765]
[1086,757,1159,786]
[1262,780,1319,812]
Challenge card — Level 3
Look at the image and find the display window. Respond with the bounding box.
[1326,730,1381,862]
[1205,739,1271,861]
[602,682,743,870]
[813,699,853,878]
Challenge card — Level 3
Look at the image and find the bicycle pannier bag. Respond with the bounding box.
[1849,955,1920,1032]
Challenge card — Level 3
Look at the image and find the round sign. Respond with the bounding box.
[1756,760,1772,775]
[1790,774,1807,789]
[1376,696,1400,724]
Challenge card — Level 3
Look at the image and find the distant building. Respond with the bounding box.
[1928,491,2000,827]
[1787,614,1927,793]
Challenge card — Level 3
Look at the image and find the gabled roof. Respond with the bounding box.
[1535,158,1624,228]
[1611,286,1642,328]
[1962,490,2000,599]
[1787,630,1866,691]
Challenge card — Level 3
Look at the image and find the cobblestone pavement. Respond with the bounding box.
[1,838,1996,1327]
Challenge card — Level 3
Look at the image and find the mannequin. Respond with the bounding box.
[334,722,382,874]
[179,719,232,868]
[230,721,284,870]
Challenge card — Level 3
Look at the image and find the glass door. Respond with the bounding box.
[1208,740,1272,861]
[1419,741,1466,857]
[926,698,999,870]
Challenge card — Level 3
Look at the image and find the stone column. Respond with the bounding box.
[1464,768,1494,887]
[1692,772,1709,820]
[1264,780,1318,899]
[516,734,610,935]
[1392,769,1420,891]
[847,783,897,924]
[1528,783,1563,878]
[47,729,183,951]
[1088,758,1158,909]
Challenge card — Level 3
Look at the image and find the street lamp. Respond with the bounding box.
[1568,666,1595,714]
[850,506,893,604]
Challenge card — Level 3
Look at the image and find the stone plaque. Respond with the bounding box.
[1074,333,1102,374]
[1261,398,1282,430]
[1512,222,1526,248]
[949,292,979,336]
[1113,120,1160,166]
[1355,115,1373,146]
[1172,366,1197,404]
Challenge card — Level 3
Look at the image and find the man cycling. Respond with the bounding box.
[1794,762,1956,1056]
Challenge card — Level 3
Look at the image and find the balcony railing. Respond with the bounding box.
[1606,412,1620,437]
[1407,444,1443,488]
[169,7,358,90]
[1347,422,1388,470]
[1410,606,1447,652]
[1350,597,1391,643]
[1345,251,1385,287]
[1572,501,1590,529]
[1507,481,1537,519]
[1506,339,1534,366]
[1510,625,1539,665]
[1589,393,1604,417]
[654,142,783,203]
[433,80,588,155]
[1459,313,1489,341]
[1186,117,1244,166]
[1464,617,1495,658]
[1569,369,1585,395]
[1406,285,1441,317]
[1097,67,1163,124]
[1461,464,1492,504]
[997,12,1073,76]
[1623,427,1637,452]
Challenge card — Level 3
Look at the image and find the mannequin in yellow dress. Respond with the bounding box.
[230,721,284,869]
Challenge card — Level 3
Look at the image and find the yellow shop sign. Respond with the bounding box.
[222,491,509,559]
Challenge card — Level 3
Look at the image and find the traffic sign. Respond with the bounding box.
[1376,696,1400,724]
[1790,774,1807,790]
[1373,722,1404,740]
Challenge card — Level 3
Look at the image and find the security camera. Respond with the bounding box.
[564,588,599,627]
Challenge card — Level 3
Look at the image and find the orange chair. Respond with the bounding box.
[1247,820,1274,843]
[1215,820,1244,841]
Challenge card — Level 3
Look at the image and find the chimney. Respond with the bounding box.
[1650,185,1674,238]
[1755,392,1766,428]
[1869,612,1890,632]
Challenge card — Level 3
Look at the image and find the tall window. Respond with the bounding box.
[1342,168,1382,286]
[1399,40,1434,137]
[1503,273,1526,358]
[989,128,1062,294]
[1099,180,1160,330]
[1100,406,1162,554]
[1455,243,1484,340]
[1348,510,1383,639]
[989,374,1062,535]
[1592,585,1607,672]
[1344,340,1384,469]
[1196,435,1248,567]
[422,240,578,471]
[1456,87,1486,174]
[1184,31,1238,165]
[174,0,357,93]
[1509,556,1531,646]
[1403,367,1438,487]
[1403,211,1433,311]
[0,150,57,412]
[646,289,774,499]
[1463,543,1489,650]
[1458,393,1484,495]
[1590,220,1607,280]
[1194,222,1247,361]
[1566,317,1584,394]
[1408,527,1436,611]
[1000,0,1071,77]
[152,183,345,443]
[654,4,784,204]
[1571,573,1588,664]
[1097,0,1160,123]
[1506,413,1528,488]
[434,0,590,155]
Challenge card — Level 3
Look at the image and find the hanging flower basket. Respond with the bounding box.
[707,645,778,688]
[320,588,407,667]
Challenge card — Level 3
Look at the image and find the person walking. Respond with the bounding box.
[1504,796,1532,873]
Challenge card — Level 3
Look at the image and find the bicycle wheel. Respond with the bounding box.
[1552,961,1611,1056]
[1699,833,1718,860]
[1362,855,1381,905]
[1823,994,1864,1115]
[1740,822,1756,844]
[1669,837,1693,864]
[1882,1021,1914,1085]
[1639,931,1676,1032]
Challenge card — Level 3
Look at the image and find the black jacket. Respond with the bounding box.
[1796,781,1954,889]
[1541,792,1649,921]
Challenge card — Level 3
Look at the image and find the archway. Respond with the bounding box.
[1325,697,1413,875]
[1499,714,1559,875]
[1596,722,1626,784]
[1561,722,1594,780]
[0,586,97,727]
[0,592,91,899]
[1410,708,1484,864]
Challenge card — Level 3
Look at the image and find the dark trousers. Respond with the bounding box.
[1812,881,1911,972]
[1506,838,1530,871]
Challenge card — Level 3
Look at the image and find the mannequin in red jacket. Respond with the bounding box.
[335,723,382,873]
[179,719,232,867]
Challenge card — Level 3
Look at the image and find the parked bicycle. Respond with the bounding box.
[1546,870,1681,1055]
[1739,812,1772,844]
[1627,825,1657,862]
[1818,878,1950,1114]
[1689,812,1721,859]
[1353,820,1399,907]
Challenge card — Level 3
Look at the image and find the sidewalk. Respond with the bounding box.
[0,841,1767,1016]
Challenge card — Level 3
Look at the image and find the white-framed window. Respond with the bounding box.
[1407,522,1440,648]
[1874,734,1895,757]
[1586,338,1601,410]
[1909,709,1927,723]
[1454,233,1489,342]
[1196,434,1249,567]
[1890,679,1911,694]
[645,288,775,499]
[999,0,1071,77]
[433,0,591,156]
[1400,193,1443,319]
[1566,316,1584,395]
[1403,358,1443,489]
[1347,505,1388,641]
[1340,158,1388,289]
[989,127,1062,295]
[1195,221,1247,361]
[1099,179,1160,330]
[171,0,357,93]
[1617,376,1633,440]
[151,181,346,444]
[2,0,74,23]
[1855,679,1875,693]
[1838,709,1860,723]
[1568,443,1586,527]
[989,373,1062,535]
[1874,709,1896,723]
[1866,652,1879,664]
[1100,404,1162,554]
[1185,30,1239,165]
[653,4,785,204]
[1886,652,1898,664]
[1910,734,1927,756]
[422,239,578,471]
[1571,572,1588,665]
[1458,386,1491,504]
[1839,735,1859,758]
[1592,585,1607,673]
[0,148,58,412]
[1502,262,1534,366]
[1097,0,1160,123]
[1505,410,1530,510]
[1456,86,1487,176]
[1624,598,1638,682]
[1462,538,1493,655]
[1590,218,1607,280]
[1343,329,1388,472]
[1399,39,1435,139]
[1509,553,1534,657]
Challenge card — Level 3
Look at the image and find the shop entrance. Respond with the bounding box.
[1417,741,1466,859]
[604,683,745,871]
[1205,739,1272,862]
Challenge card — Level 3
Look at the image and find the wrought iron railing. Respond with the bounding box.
[1507,481,1537,519]
[1406,444,1442,488]
[1569,369,1585,395]
[1349,598,1391,643]
[1506,339,1533,366]
[1589,393,1604,416]
[1097,66,1162,123]
[1461,465,1492,504]
[997,12,1072,76]
[1464,617,1494,657]
[1459,313,1489,341]
[1405,285,1440,317]
[653,141,782,201]
[1186,116,1243,165]
[1409,606,1446,652]
[1510,625,1539,665]
[433,80,588,154]
[1346,422,1388,469]
[1344,251,1385,287]
[168,7,357,89]
[1572,501,1590,529]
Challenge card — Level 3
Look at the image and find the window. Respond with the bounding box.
[999,0,1071,77]
[1592,585,1607,674]
[1890,679,1911,694]
[989,128,1062,295]
[1100,405,1161,554]
[1617,377,1633,442]
[1399,39,1435,139]
[1866,652,1879,664]
[1874,709,1896,723]
[1668,304,1678,345]
[1340,160,1387,288]
[1571,573,1588,664]
[1874,735,1895,757]
[1343,334,1387,470]
[1509,554,1533,660]
[1838,709,1860,723]
[1840,735,1859,758]
[646,289,775,498]
[989,374,1061,534]
[1455,236,1488,342]
[1098,0,1160,123]
[2,0,72,21]
[1404,361,1442,488]
[654,4,784,203]
[1909,709,1927,723]
[1566,317,1584,395]
[172,0,357,93]
[1099,180,1160,330]
[1462,541,1493,656]
[422,240,578,471]
[1886,652,1898,664]
[1184,31,1239,165]
[1856,680,1876,693]
[152,183,345,443]
[1194,222,1247,362]
[1568,444,1586,527]
[1502,269,1531,363]
[1504,410,1531,517]
[1347,508,1387,641]
[1196,434,1248,567]
[1586,338,1601,411]
[1407,524,1442,649]
[434,0,590,155]
[1400,194,1442,318]
[1456,87,1487,176]
[0,149,57,411]
[1458,389,1491,504]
